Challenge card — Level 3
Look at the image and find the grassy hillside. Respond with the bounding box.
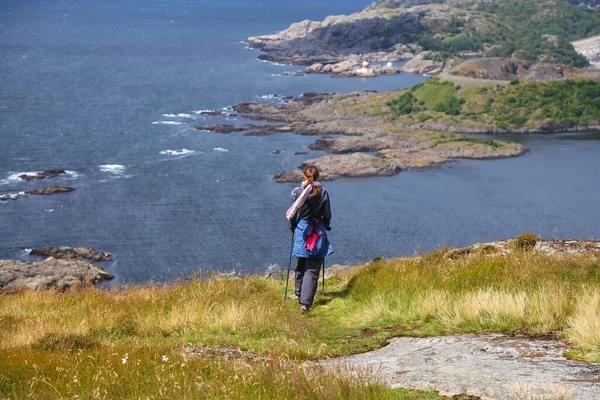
[416,0,600,67]
[1,239,599,398]
[387,77,600,130]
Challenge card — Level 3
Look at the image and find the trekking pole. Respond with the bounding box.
[284,231,294,300]
[321,258,326,294]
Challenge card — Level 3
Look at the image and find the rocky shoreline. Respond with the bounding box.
[218,91,526,182]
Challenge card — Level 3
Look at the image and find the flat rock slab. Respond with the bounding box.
[325,335,600,399]
[0,257,114,292]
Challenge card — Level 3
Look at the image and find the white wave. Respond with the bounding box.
[44,209,54,213]
[65,170,80,178]
[152,121,183,125]
[5,171,41,183]
[0,191,26,201]
[162,113,194,118]
[222,107,233,111]
[22,248,32,255]
[99,164,126,175]
[159,149,197,157]
[213,147,229,152]
[257,94,278,99]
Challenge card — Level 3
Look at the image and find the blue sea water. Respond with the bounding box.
[1,0,600,283]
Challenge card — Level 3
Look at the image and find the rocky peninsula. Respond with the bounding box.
[247,0,600,79]
[219,91,525,181]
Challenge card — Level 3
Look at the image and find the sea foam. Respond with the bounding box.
[162,113,194,119]
[159,149,198,158]
[152,121,184,125]
[99,164,126,175]
[213,147,229,152]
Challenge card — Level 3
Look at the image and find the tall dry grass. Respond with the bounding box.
[0,346,437,400]
[1,249,599,362]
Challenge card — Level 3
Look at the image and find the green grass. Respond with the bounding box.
[0,347,445,400]
[1,243,600,398]
[387,78,600,131]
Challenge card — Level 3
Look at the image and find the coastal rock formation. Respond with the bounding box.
[275,153,401,182]
[0,258,114,292]
[229,90,526,181]
[445,238,600,260]
[194,125,245,134]
[194,123,294,136]
[19,169,66,182]
[0,186,75,202]
[243,124,294,136]
[450,58,575,81]
[245,4,429,70]
[401,51,462,75]
[31,246,113,262]
[305,60,401,77]
[27,186,75,196]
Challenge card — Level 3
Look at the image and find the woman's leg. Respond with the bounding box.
[299,258,323,307]
[294,257,306,298]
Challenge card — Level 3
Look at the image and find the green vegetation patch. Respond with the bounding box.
[415,0,600,67]
[388,78,600,131]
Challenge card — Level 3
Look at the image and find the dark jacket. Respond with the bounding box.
[289,187,332,231]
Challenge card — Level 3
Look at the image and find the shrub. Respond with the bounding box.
[513,233,541,251]
[35,333,100,351]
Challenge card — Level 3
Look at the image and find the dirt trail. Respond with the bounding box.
[324,334,600,399]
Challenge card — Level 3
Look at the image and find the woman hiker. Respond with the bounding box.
[286,165,333,313]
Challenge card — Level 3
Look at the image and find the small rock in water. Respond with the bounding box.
[31,246,113,262]
[194,125,244,134]
[19,169,66,181]
[27,186,75,196]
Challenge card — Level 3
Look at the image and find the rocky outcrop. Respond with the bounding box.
[27,186,75,196]
[229,90,526,182]
[1,186,75,202]
[445,238,600,260]
[194,125,245,134]
[194,122,294,136]
[305,59,401,77]
[30,246,113,262]
[401,51,462,75]
[275,153,401,182]
[0,258,114,292]
[19,169,66,182]
[450,58,575,81]
[243,124,294,136]
[328,334,600,400]
[366,0,435,10]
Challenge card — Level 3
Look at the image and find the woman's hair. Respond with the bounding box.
[303,165,320,197]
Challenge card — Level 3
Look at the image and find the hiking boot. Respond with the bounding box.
[301,304,310,314]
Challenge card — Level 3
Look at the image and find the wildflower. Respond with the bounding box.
[122,353,128,364]
[180,363,186,368]
[73,395,79,399]
[73,376,78,383]
[161,355,169,362]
